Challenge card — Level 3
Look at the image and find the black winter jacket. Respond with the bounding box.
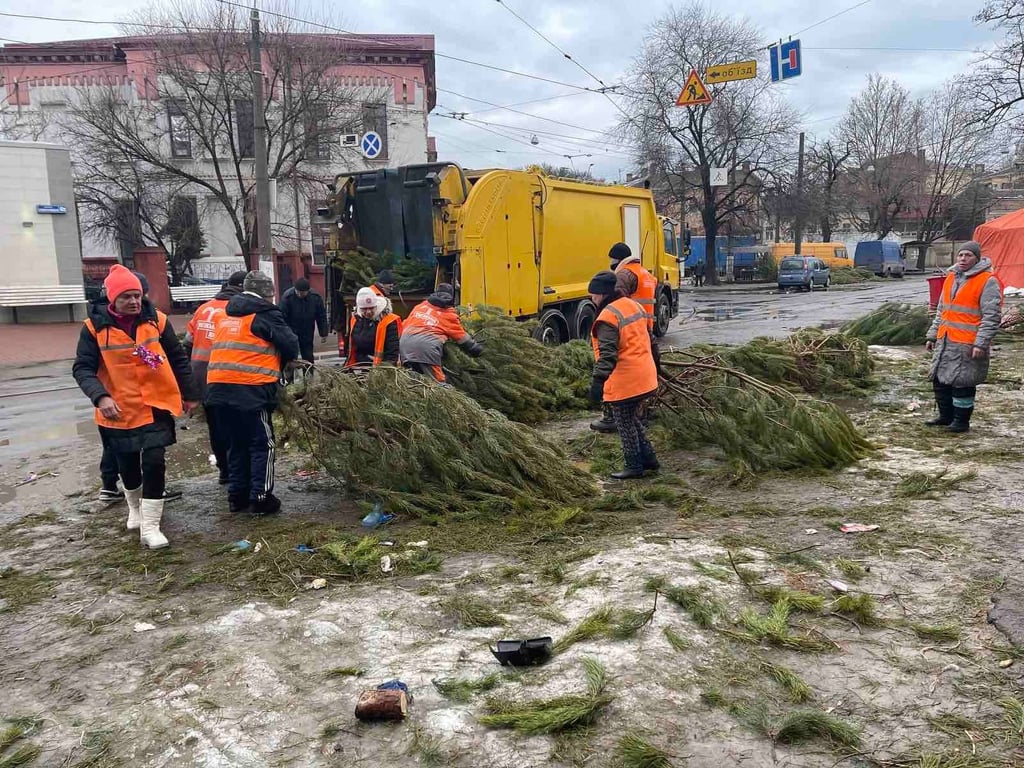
[279,287,328,340]
[204,292,300,412]
[590,293,658,404]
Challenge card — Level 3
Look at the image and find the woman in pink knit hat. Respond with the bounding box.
[73,265,199,548]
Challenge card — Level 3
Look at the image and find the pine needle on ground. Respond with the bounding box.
[433,673,502,703]
[895,470,977,499]
[478,658,611,734]
[442,596,504,628]
[773,709,863,748]
[759,661,813,703]
[737,599,832,652]
[614,732,674,768]
[554,605,655,652]
[662,626,692,652]
[645,576,722,629]
[842,303,930,346]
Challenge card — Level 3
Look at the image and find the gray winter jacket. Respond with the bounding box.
[927,257,1002,388]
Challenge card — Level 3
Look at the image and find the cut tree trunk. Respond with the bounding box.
[355,689,408,721]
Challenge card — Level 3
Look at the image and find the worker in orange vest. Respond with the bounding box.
[925,241,1002,433]
[205,271,299,516]
[587,269,660,480]
[399,283,482,382]
[73,265,200,548]
[590,243,661,434]
[345,287,402,367]
[185,270,247,482]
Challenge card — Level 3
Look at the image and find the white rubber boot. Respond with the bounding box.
[139,498,169,549]
[124,486,143,531]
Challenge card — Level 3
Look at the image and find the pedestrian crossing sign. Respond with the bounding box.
[675,69,713,107]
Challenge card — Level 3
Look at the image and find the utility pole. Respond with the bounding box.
[794,131,805,256]
[250,7,272,272]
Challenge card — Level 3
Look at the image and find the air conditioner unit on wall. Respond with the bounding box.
[340,134,359,147]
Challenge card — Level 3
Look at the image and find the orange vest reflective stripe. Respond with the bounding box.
[402,301,468,343]
[187,298,229,362]
[85,312,183,429]
[346,313,402,367]
[620,262,658,330]
[591,297,659,403]
[370,284,385,297]
[207,314,281,385]
[937,270,997,345]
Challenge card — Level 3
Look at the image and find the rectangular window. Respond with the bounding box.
[168,102,191,158]
[622,205,641,261]
[235,99,255,158]
[310,202,327,265]
[305,106,331,161]
[361,103,388,161]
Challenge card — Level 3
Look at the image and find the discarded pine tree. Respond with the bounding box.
[283,366,596,518]
[841,303,930,346]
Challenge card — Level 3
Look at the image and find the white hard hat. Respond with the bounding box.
[356,287,377,309]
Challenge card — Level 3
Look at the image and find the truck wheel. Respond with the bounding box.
[533,309,569,346]
[654,291,672,337]
[571,301,597,340]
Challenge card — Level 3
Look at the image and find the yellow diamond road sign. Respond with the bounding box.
[704,60,757,85]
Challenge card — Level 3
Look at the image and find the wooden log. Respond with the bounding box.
[354,689,408,721]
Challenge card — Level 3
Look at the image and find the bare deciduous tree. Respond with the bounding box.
[805,141,851,242]
[619,2,796,284]
[60,0,380,266]
[975,0,1024,123]
[834,74,923,238]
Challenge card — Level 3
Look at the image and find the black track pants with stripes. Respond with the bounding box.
[222,407,277,502]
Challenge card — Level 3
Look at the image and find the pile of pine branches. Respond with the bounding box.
[841,303,931,345]
[283,366,595,519]
[654,350,873,477]
[443,307,592,423]
[722,329,875,394]
[330,247,435,294]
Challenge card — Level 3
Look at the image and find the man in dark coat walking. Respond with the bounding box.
[279,277,328,364]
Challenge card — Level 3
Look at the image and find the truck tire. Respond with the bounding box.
[571,301,597,340]
[533,309,569,346]
[654,290,672,337]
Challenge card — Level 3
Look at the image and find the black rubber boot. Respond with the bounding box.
[947,407,973,433]
[925,383,954,426]
[590,405,617,434]
[251,493,282,516]
[641,444,660,472]
[228,492,251,514]
[610,468,646,480]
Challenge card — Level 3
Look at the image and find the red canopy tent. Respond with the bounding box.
[975,209,1024,288]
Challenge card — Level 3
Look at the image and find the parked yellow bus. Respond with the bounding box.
[770,242,851,269]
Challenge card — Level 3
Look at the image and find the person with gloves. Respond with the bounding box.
[184,270,247,482]
[205,271,299,516]
[588,269,660,480]
[73,265,199,548]
[344,287,402,367]
[925,240,1003,433]
[399,283,482,382]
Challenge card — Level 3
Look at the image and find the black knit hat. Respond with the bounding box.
[294,277,311,292]
[429,282,456,307]
[227,270,247,287]
[377,269,395,285]
[609,242,631,264]
[588,270,618,296]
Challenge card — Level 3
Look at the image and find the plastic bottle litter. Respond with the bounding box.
[840,523,880,534]
[361,502,396,529]
[231,539,253,551]
[295,545,317,554]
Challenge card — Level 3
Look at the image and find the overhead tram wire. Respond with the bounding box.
[787,0,874,38]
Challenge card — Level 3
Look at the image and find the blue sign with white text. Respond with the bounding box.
[36,204,67,215]
[769,39,802,82]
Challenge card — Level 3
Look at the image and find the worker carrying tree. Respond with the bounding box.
[399,283,483,382]
[344,287,402,368]
[592,242,660,433]
[205,271,299,516]
[587,269,660,480]
[924,240,1002,433]
[73,265,200,549]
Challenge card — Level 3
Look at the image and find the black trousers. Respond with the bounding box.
[115,447,166,500]
[100,443,119,490]
[934,381,977,409]
[610,399,657,471]
[223,407,276,501]
[205,405,229,473]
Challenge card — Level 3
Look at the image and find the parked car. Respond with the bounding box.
[854,240,905,277]
[778,256,830,291]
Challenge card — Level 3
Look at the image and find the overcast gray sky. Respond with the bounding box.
[1,0,1004,180]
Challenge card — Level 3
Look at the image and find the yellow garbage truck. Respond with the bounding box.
[319,163,682,342]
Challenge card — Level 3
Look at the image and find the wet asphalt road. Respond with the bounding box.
[664,273,931,347]
[0,276,931,481]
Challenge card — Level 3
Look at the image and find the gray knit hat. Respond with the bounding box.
[958,241,982,260]
[243,270,275,300]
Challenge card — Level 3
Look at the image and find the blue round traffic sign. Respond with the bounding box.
[361,131,383,159]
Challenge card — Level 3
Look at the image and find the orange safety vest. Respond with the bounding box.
[207,314,282,385]
[85,312,183,430]
[186,298,229,363]
[370,284,386,298]
[402,300,469,343]
[937,270,999,346]
[592,297,659,403]
[345,313,402,367]
[619,262,658,331]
